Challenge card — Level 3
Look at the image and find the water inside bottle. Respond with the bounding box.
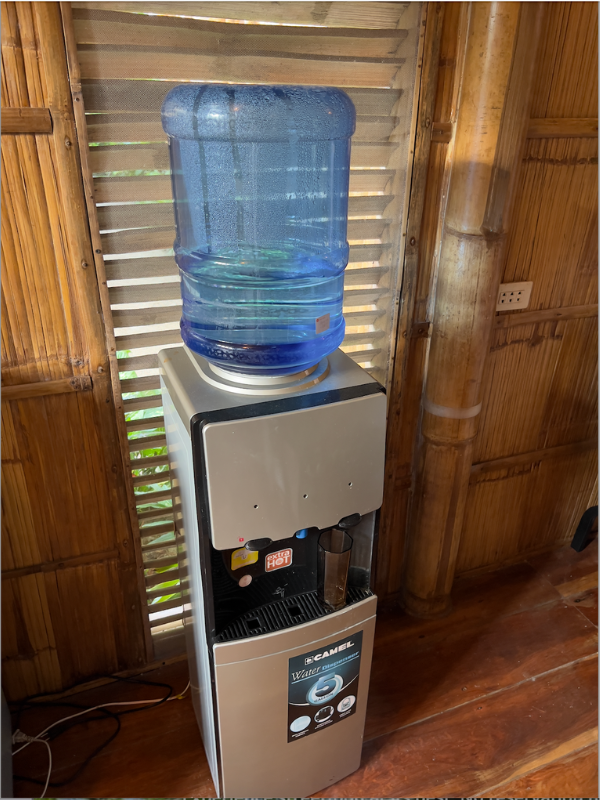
[177,243,346,373]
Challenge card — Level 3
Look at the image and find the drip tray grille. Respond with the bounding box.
[215,586,373,643]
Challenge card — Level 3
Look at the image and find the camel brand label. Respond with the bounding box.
[287,631,363,742]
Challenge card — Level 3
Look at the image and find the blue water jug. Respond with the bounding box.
[161,84,356,375]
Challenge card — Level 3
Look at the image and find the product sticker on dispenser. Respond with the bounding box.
[315,313,330,335]
[231,547,259,571]
[287,631,363,742]
[266,548,293,572]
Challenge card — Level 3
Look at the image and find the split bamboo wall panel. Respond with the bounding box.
[456,2,598,574]
[1,2,146,701]
[380,2,597,598]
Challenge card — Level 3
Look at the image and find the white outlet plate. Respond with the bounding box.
[496,281,533,311]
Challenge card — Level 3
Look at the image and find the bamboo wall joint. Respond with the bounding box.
[1,375,92,400]
[1,107,52,133]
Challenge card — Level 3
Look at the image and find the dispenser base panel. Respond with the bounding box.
[214,596,376,797]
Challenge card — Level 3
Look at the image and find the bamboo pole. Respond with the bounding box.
[401,3,543,618]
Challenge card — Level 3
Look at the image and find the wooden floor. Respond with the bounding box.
[12,540,598,798]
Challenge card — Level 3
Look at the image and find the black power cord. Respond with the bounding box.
[11,674,175,790]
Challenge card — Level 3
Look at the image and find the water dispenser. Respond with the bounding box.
[159,85,386,797]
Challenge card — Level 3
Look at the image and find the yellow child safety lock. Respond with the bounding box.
[231,546,259,571]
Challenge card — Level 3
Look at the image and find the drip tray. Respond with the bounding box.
[215,586,373,643]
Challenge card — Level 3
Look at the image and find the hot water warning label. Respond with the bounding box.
[287,631,363,742]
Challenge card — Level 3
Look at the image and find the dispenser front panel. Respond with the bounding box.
[202,392,386,550]
[214,597,376,797]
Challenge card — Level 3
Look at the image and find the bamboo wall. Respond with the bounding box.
[457,1,598,574]
[1,2,147,701]
[379,1,598,600]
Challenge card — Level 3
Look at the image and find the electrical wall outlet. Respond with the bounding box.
[496,281,533,311]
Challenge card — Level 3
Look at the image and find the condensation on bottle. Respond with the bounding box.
[161,84,356,375]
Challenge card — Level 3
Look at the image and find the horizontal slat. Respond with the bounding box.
[141,522,176,541]
[132,453,169,470]
[138,508,175,526]
[126,414,165,434]
[123,394,164,413]
[147,594,182,611]
[74,11,408,57]
[114,305,179,328]
[116,328,182,351]
[129,435,167,452]
[133,472,170,488]
[145,585,179,603]
[73,3,412,30]
[83,81,400,118]
[105,243,389,281]
[342,330,385,347]
[114,308,384,340]
[96,193,391,231]
[143,547,177,564]
[112,279,389,316]
[88,113,399,152]
[107,257,177,281]
[145,566,179,589]
[111,266,389,326]
[344,265,389,284]
[138,492,172,508]
[101,226,174,256]
[89,140,400,172]
[120,352,176,371]
[132,455,169,472]
[121,375,161,393]
[344,308,386,325]
[149,606,184,628]
[110,282,181,304]
[95,171,394,207]
[78,46,404,88]
[114,303,389,332]
[342,346,383,362]
[144,555,179,571]
[102,216,389,257]
[527,117,598,139]
[111,268,389,327]
[343,286,387,304]
[1,107,52,134]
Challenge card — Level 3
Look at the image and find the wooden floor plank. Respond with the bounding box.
[556,570,598,597]
[481,742,598,798]
[315,657,598,798]
[375,561,563,649]
[568,586,599,627]
[366,599,597,739]
[528,538,598,587]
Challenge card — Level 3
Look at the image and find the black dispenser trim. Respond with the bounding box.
[215,586,374,643]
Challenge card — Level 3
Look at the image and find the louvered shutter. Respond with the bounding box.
[72,1,423,650]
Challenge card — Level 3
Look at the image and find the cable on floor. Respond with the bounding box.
[11,673,190,792]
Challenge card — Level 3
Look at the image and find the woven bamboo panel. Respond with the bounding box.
[457,446,598,574]
[454,1,598,575]
[531,1,598,119]
[1,2,146,700]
